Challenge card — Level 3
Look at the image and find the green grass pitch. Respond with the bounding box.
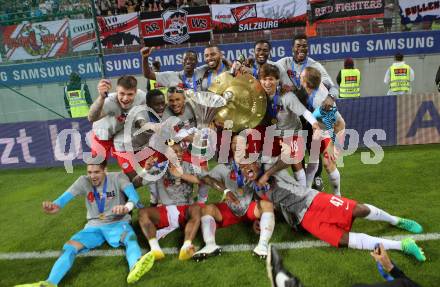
[1,144,439,286]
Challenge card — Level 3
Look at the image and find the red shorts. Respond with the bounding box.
[113,148,167,174]
[271,135,305,161]
[156,205,190,229]
[246,125,266,154]
[300,193,357,247]
[91,132,113,160]
[182,150,208,169]
[216,201,258,228]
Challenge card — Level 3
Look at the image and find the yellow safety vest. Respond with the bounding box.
[432,21,440,30]
[339,68,361,98]
[390,64,411,93]
[149,79,168,95]
[66,84,89,118]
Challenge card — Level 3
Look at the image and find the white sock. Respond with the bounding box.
[328,169,341,196]
[275,272,291,287]
[364,204,399,225]
[305,163,319,187]
[149,184,158,204]
[197,184,209,203]
[148,238,162,251]
[294,169,306,186]
[201,215,217,246]
[258,212,275,248]
[181,240,192,249]
[348,232,402,250]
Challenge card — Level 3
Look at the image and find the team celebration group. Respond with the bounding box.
[16,34,427,287]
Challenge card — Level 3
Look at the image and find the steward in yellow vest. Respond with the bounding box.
[64,73,92,118]
[337,58,361,98]
[385,53,414,95]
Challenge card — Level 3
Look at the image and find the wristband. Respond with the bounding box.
[125,202,135,212]
[221,189,231,201]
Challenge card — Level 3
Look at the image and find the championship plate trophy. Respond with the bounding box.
[208,72,267,132]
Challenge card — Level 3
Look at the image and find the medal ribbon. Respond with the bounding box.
[268,87,280,121]
[253,65,258,79]
[207,62,225,88]
[291,57,308,87]
[232,160,244,188]
[307,88,318,110]
[182,73,197,92]
[93,176,107,215]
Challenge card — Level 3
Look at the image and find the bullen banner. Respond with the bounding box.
[311,0,384,23]
[140,6,211,47]
[398,0,440,24]
[69,19,97,52]
[2,19,69,61]
[211,0,307,34]
[97,12,141,48]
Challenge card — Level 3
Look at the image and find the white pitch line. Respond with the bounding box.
[1,232,439,260]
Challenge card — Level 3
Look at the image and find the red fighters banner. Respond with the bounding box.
[140,6,211,47]
[211,0,307,34]
[97,12,141,48]
[311,0,384,23]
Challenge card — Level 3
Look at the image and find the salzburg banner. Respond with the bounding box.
[211,0,306,33]
[311,0,384,23]
[69,19,97,52]
[97,12,141,48]
[398,0,440,24]
[140,6,211,46]
[2,20,69,61]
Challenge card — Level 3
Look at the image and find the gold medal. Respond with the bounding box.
[271,118,278,125]
[99,213,106,220]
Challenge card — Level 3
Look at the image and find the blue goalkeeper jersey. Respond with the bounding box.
[312,106,338,142]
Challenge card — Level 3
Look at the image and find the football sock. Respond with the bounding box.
[348,232,402,250]
[148,238,162,251]
[124,236,143,270]
[201,215,217,246]
[275,272,291,287]
[364,204,399,225]
[258,212,275,248]
[328,169,341,196]
[293,169,306,186]
[305,163,319,187]
[47,244,78,285]
[182,240,192,250]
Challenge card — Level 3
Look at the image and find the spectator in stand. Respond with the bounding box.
[99,0,112,16]
[118,0,127,14]
[353,20,365,34]
[126,0,136,13]
[383,0,395,33]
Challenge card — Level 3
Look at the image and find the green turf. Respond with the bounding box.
[1,144,440,286]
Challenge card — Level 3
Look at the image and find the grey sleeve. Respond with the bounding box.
[67,176,89,196]
[208,164,229,182]
[117,172,132,191]
[285,92,307,116]
[278,65,292,87]
[102,94,120,116]
[155,71,181,87]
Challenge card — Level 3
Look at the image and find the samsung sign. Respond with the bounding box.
[1,30,439,86]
